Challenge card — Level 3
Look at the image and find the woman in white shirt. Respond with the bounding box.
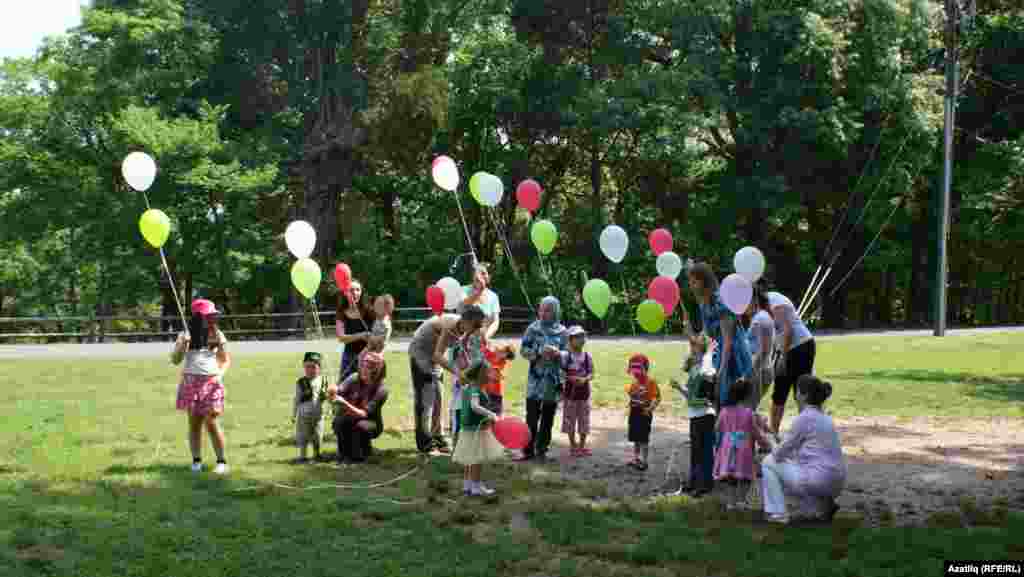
[766,292,816,436]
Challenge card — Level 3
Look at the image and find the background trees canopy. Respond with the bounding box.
[1,0,1022,333]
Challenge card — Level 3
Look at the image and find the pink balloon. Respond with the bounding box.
[426,285,445,315]
[492,417,531,450]
[648,276,680,316]
[516,179,542,213]
[720,273,754,315]
[649,228,673,256]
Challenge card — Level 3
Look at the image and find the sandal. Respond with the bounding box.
[637,461,649,471]
[579,447,592,457]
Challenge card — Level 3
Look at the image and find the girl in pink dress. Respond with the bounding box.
[713,378,771,505]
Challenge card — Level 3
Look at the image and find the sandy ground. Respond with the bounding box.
[520,406,1024,526]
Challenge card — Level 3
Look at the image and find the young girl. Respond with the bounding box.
[625,354,661,471]
[172,299,231,474]
[452,359,504,496]
[671,335,717,496]
[366,294,395,352]
[293,352,327,463]
[713,377,772,505]
[561,326,594,457]
[448,328,485,445]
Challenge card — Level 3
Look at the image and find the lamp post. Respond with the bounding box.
[935,0,958,336]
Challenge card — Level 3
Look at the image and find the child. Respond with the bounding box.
[449,330,485,446]
[713,377,772,506]
[172,299,231,474]
[366,294,395,352]
[293,352,328,463]
[560,326,594,457]
[671,335,717,496]
[452,359,505,496]
[625,354,661,471]
[481,342,516,416]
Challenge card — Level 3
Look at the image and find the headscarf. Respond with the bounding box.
[537,296,566,335]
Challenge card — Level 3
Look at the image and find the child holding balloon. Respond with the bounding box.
[452,359,504,496]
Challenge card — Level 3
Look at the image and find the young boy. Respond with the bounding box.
[561,326,594,457]
[672,335,718,496]
[293,351,328,462]
[625,354,661,471]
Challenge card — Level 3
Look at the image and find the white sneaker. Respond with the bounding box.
[214,462,229,475]
[766,513,788,524]
[472,483,495,496]
[191,462,203,473]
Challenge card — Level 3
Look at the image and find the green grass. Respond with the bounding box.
[1,332,1022,576]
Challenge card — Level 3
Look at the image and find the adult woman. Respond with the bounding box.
[743,288,775,411]
[172,299,231,474]
[519,296,568,461]
[330,351,389,463]
[767,291,816,436]
[761,375,846,524]
[336,280,376,381]
[408,306,487,454]
[687,263,752,410]
[459,262,501,342]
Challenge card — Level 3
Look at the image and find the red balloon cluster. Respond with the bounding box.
[648,228,673,256]
[516,179,542,213]
[648,276,680,315]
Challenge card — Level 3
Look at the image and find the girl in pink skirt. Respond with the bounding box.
[172,299,231,474]
[713,378,772,505]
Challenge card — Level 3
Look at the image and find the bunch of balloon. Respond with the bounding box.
[597,224,632,335]
[124,152,189,336]
[646,228,677,335]
[720,246,766,315]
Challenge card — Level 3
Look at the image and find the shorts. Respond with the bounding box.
[628,409,653,444]
[772,339,816,405]
[561,400,591,436]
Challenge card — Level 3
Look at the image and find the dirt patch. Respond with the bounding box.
[521,407,1024,527]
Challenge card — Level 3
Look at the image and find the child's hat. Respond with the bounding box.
[191,298,220,317]
[303,351,322,365]
[628,353,650,372]
[566,325,586,338]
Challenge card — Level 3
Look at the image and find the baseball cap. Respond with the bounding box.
[191,298,220,317]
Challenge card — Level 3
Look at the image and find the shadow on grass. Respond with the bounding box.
[842,369,1024,404]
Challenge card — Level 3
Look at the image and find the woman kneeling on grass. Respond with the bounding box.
[761,375,846,524]
[329,351,389,463]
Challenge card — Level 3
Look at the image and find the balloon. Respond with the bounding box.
[648,276,680,316]
[479,173,504,207]
[469,172,486,203]
[431,155,459,191]
[648,228,673,256]
[492,417,531,450]
[426,285,445,315]
[599,225,628,263]
[721,273,754,315]
[122,152,157,192]
[530,219,557,255]
[636,299,666,333]
[656,251,683,279]
[516,179,542,213]
[291,258,322,299]
[582,279,612,319]
[734,246,766,283]
[436,276,462,310]
[334,263,352,291]
[138,209,170,248]
[285,221,316,259]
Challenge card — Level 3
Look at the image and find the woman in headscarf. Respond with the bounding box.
[329,351,389,463]
[518,296,568,461]
[687,263,753,411]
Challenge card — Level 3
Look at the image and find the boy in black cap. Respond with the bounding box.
[293,352,328,462]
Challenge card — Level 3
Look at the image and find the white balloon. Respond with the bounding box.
[436,276,462,310]
[656,251,683,279]
[734,246,766,283]
[599,225,628,263]
[432,158,460,191]
[285,220,317,259]
[479,173,504,207]
[122,152,157,192]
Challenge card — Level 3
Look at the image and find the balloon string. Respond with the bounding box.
[449,186,479,267]
[487,208,535,313]
[158,248,189,336]
[620,272,636,337]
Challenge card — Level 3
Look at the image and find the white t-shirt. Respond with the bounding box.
[174,330,228,376]
[767,293,812,352]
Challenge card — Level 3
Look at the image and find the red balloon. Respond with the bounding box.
[426,285,445,315]
[648,276,680,316]
[334,263,352,291]
[648,228,673,256]
[516,179,542,213]
[492,417,531,450]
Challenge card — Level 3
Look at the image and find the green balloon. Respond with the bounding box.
[531,219,557,255]
[583,279,611,319]
[139,208,170,248]
[469,172,486,203]
[636,299,665,333]
[291,258,322,299]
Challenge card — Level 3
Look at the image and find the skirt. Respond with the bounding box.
[628,409,653,444]
[176,374,224,417]
[452,427,506,465]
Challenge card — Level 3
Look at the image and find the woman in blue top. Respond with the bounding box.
[687,262,753,410]
[518,295,567,461]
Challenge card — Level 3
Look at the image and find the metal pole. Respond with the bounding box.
[935,0,957,337]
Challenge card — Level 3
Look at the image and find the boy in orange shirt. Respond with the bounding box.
[625,353,661,471]
[481,343,516,415]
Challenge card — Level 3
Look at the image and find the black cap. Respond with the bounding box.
[303,352,322,365]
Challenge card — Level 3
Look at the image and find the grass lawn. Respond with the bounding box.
[1,331,1022,576]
